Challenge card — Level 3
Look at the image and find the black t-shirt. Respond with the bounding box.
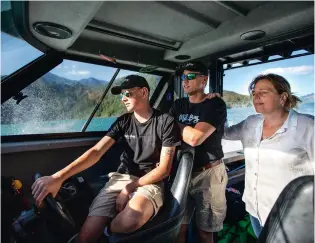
[106,109,181,177]
[169,97,227,169]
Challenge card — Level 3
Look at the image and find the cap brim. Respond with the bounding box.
[111,86,122,95]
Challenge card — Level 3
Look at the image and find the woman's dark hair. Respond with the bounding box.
[248,73,301,109]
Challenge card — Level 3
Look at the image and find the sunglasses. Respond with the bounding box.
[119,90,134,99]
[181,73,205,81]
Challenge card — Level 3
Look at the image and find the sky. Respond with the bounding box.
[2,31,314,96]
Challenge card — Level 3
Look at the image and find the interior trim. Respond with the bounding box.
[1,131,106,142]
[1,137,100,154]
[214,1,247,17]
[199,25,314,63]
[149,75,171,107]
[227,168,245,186]
[153,80,169,109]
[223,150,245,164]
[11,1,50,53]
[89,20,181,49]
[224,52,312,71]
[2,136,246,168]
[157,1,220,29]
[64,52,175,76]
[86,24,180,51]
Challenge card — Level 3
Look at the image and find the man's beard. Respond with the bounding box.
[186,88,201,96]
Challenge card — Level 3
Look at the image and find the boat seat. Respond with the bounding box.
[257,175,314,243]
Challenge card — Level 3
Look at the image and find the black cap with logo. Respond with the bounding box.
[111,75,150,95]
[177,61,208,76]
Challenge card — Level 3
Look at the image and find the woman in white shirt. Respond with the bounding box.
[211,73,314,237]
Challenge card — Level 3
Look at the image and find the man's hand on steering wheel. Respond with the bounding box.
[31,175,63,206]
[31,173,76,231]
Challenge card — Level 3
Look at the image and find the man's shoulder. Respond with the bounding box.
[116,112,132,123]
[203,97,226,108]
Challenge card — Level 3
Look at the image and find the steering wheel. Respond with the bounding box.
[33,173,76,233]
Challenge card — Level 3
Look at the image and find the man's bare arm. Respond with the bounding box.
[32,135,116,204]
[178,122,216,147]
[53,136,115,181]
[125,146,176,192]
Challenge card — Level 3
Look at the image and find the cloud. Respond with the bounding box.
[262,65,314,75]
[239,80,252,95]
[66,70,90,76]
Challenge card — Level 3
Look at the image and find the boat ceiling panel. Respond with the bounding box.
[23,1,313,68]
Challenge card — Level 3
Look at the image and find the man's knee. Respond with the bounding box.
[77,231,98,243]
[77,216,110,243]
[111,209,144,233]
[114,218,140,233]
[179,224,189,234]
[176,224,189,243]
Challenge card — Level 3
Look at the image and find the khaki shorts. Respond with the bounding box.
[183,162,228,232]
[88,172,164,219]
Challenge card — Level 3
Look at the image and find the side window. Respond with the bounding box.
[1,60,163,135]
[222,54,314,153]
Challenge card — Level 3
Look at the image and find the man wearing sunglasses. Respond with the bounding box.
[170,62,228,243]
[31,75,181,243]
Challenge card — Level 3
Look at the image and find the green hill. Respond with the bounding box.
[222,90,251,109]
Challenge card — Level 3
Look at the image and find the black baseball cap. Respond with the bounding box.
[177,61,208,75]
[111,75,150,95]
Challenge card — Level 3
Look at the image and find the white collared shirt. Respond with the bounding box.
[224,109,314,226]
